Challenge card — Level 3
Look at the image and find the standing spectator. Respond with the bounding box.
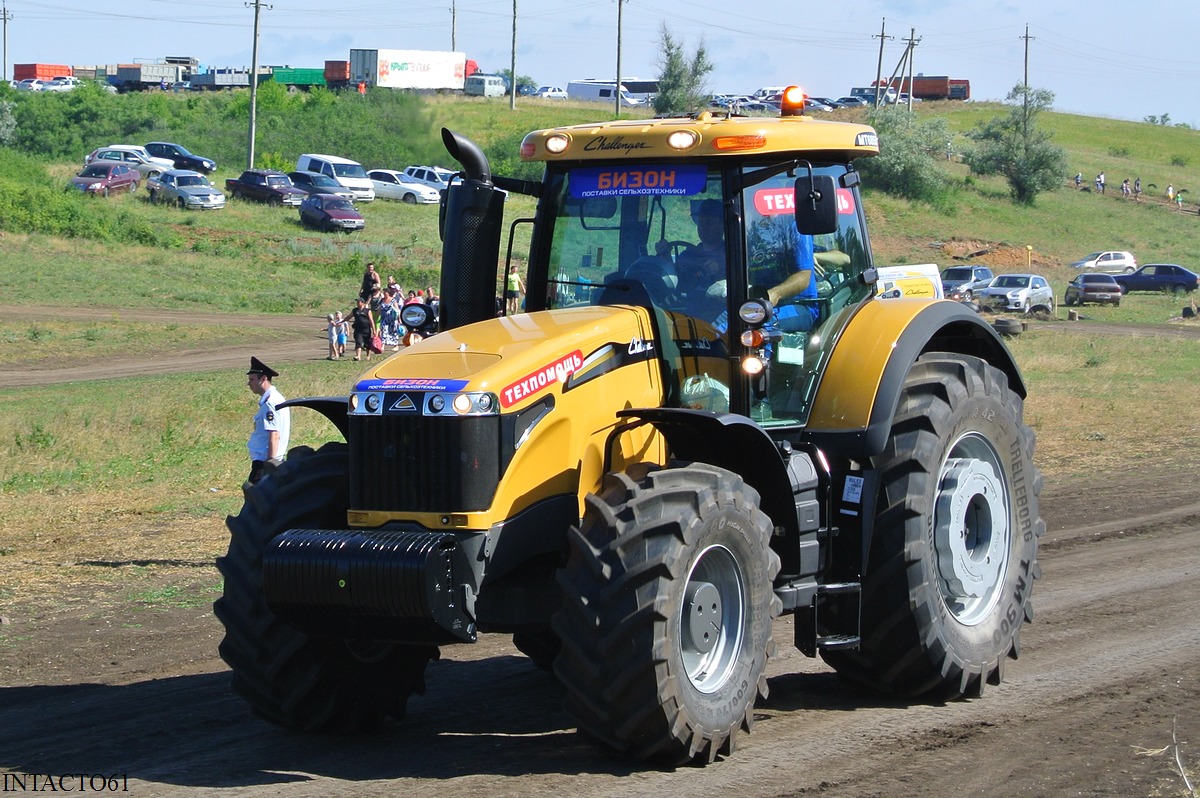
[505,264,525,314]
[360,262,381,300]
[245,357,290,486]
[326,313,339,360]
[1176,191,1186,212]
[1095,172,1105,194]
[1167,184,1175,201]
[1121,178,1131,198]
[379,290,400,350]
[404,289,421,305]
[334,311,347,358]
[1134,177,1142,202]
[348,296,375,361]
[1074,172,1083,189]
[386,274,402,295]
[357,80,367,96]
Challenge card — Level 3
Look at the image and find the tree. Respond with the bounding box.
[497,70,536,96]
[0,100,14,147]
[653,24,712,116]
[857,104,952,205]
[963,84,1068,205]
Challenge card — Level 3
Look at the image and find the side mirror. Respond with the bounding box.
[794,174,838,235]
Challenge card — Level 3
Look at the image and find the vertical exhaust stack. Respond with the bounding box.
[439,128,507,331]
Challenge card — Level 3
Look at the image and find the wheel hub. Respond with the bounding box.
[684,581,723,655]
[934,457,1008,600]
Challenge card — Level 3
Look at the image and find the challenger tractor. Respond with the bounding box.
[214,87,1042,765]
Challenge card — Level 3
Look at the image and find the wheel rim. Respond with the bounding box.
[680,543,745,694]
[933,433,1010,626]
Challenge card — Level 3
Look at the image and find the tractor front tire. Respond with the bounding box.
[821,354,1042,698]
[553,463,781,765]
[214,442,437,732]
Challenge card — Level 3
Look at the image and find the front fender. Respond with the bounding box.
[278,396,349,439]
[804,300,1025,460]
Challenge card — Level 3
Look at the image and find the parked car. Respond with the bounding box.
[1063,273,1122,306]
[145,142,217,174]
[287,171,354,200]
[939,264,995,300]
[834,96,870,108]
[84,146,173,179]
[532,86,567,99]
[146,169,226,210]
[978,273,1055,313]
[298,194,365,233]
[1113,263,1200,294]
[68,162,140,196]
[367,169,441,204]
[402,165,457,195]
[14,78,46,91]
[225,169,307,206]
[1070,250,1137,274]
[44,76,83,92]
[804,98,834,112]
[294,154,375,202]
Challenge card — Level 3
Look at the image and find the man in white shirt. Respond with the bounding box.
[245,357,291,485]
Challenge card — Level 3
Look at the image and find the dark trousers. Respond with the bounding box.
[248,460,266,485]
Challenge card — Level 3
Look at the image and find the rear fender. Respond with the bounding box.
[805,300,1024,460]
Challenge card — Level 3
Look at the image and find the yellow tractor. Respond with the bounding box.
[215,88,1042,765]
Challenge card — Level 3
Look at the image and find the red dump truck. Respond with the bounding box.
[13,64,72,81]
[881,75,970,101]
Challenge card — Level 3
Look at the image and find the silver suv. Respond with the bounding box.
[1070,250,1137,274]
[402,166,457,195]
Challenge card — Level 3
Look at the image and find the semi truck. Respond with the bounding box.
[268,67,326,91]
[338,49,476,91]
[13,63,72,81]
[112,62,186,91]
[215,85,1041,766]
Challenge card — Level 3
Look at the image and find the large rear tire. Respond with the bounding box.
[822,354,1042,698]
[214,442,437,731]
[553,463,781,764]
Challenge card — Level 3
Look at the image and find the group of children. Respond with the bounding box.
[325,311,349,360]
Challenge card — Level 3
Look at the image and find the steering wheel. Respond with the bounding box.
[656,239,696,261]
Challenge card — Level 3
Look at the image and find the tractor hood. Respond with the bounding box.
[352,305,662,411]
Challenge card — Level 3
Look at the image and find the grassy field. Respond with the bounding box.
[2,94,1200,612]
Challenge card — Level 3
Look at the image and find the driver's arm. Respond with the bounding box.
[767,269,812,306]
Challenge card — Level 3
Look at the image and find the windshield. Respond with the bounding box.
[993,275,1030,288]
[333,163,367,179]
[534,160,873,426]
[312,175,340,186]
[941,267,971,280]
[267,176,292,187]
[325,199,355,211]
[80,166,109,177]
[177,175,206,187]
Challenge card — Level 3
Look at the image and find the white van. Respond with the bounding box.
[566,79,646,107]
[752,85,790,101]
[294,154,376,202]
[464,74,506,98]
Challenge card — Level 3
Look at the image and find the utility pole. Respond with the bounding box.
[615,0,626,117]
[450,0,456,50]
[903,28,920,110]
[245,0,272,170]
[1,2,12,84]
[509,0,517,110]
[872,17,892,108]
[1020,24,1035,138]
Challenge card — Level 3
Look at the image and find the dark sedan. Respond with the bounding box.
[1064,273,1122,306]
[1113,264,1200,294]
[145,142,217,174]
[68,162,140,196]
[298,194,364,233]
[287,171,354,200]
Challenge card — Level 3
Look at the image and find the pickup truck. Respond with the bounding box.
[224,169,306,206]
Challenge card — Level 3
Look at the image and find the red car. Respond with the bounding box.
[298,194,365,233]
[69,162,141,196]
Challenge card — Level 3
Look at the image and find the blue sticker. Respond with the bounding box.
[355,378,469,392]
[570,165,707,198]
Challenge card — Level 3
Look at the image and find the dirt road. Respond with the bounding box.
[1,311,1198,796]
[1,478,1196,796]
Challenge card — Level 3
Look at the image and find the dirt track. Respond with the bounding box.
[1,311,1198,796]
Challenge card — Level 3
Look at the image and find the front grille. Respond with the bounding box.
[348,414,502,512]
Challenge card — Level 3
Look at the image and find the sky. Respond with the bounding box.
[7,0,1200,126]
